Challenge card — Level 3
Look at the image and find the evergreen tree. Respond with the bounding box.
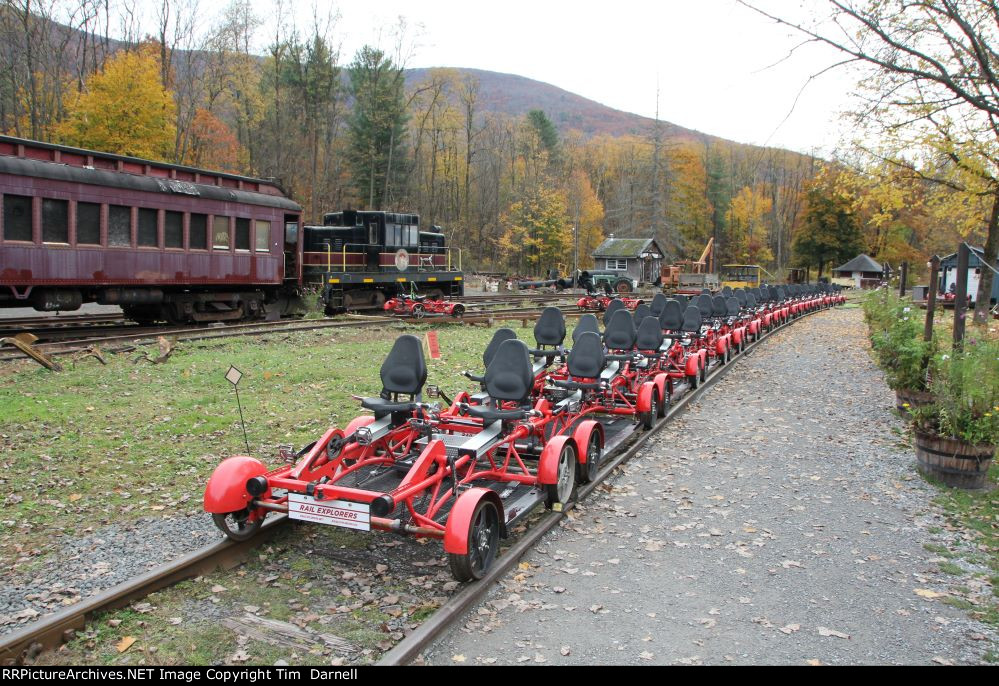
[793,180,863,277]
[527,109,559,155]
[346,45,407,209]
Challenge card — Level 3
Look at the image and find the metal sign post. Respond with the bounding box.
[225,365,251,454]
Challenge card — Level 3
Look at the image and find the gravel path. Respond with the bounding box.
[424,307,998,666]
[0,514,220,634]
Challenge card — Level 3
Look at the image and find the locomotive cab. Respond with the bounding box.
[308,210,463,314]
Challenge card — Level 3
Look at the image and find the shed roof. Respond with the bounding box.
[833,254,883,274]
[592,237,665,259]
[939,246,995,268]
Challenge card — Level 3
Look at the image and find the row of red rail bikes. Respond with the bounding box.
[383,294,466,319]
[576,293,644,312]
[203,282,843,581]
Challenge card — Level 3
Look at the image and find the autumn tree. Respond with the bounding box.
[184,108,241,171]
[499,186,571,275]
[726,186,774,265]
[667,141,712,259]
[57,44,176,159]
[566,168,605,270]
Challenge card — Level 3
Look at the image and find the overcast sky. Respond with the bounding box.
[139,0,862,155]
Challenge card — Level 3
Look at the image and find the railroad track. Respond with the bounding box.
[0,304,830,666]
[0,297,586,364]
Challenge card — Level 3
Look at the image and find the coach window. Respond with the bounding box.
[76,202,101,245]
[164,211,183,248]
[235,217,250,251]
[212,215,230,250]
[255,220,270,251]
[2,194,33,242]
[137,208,158,247]
[108,205,131,247]
[41,198,69,243]
[189,213,208,250]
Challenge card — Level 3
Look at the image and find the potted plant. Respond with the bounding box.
[865,293,936,415]
[909,341,999,489]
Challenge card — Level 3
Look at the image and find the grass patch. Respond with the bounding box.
[925,461,999,627]
[923,543,955,557]
[0,321,535,560]
[941,596,976,611]
[938,561,966,576]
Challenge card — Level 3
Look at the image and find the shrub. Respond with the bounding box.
[911,341,999,446]
[865,291,935,392]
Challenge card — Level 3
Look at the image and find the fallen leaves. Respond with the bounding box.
[816,626,850,639]
[115,636,135,653]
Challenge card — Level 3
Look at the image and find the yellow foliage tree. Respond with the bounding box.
[667,141,712,257]
[726,186,773,265]
[566,169,604,270]
[57,45,177,160]
[499,186,571,275]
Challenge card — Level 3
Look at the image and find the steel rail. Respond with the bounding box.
[0,305,587,363]
[0,516,289,664]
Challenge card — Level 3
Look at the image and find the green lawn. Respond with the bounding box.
[0,321,535,563]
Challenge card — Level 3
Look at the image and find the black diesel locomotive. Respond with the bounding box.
[303,210,463,314]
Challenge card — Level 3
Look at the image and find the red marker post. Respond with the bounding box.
[425,331,441,360]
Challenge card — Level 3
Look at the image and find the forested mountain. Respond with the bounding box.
[404,68,702,141]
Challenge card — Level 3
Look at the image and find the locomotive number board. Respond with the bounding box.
[287,493,371,531]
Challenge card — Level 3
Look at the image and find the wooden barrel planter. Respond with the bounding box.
[914,432,996,489]
[895,388,934,418]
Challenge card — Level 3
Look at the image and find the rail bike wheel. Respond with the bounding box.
[640,389,659,430]
[657,387,670,418]
[212,509,263,542]
[448,499,501,582]
[579,429,604,484]
[452,304,465,318]
[688,370,699,390]
[545,443,577,508]
[700,359,707,383]
[411,303,426,319]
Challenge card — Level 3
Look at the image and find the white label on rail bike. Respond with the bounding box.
[287,494,370,531]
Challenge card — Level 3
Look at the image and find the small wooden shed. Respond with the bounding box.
[939,246,999,304]
[591,236,667,286]
[832,254,885,289]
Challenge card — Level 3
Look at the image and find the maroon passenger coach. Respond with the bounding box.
[0,136,303,324]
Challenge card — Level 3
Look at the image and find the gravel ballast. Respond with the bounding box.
[0,514,220,634]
